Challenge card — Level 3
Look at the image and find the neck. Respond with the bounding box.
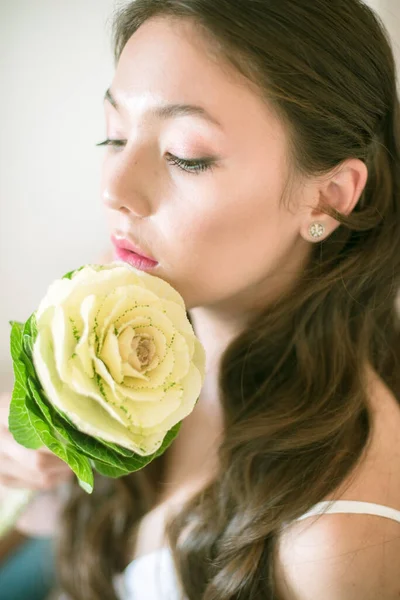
[156,306,244,494]
[188,305,247,411]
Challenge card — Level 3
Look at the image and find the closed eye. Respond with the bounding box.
[95,139,217,174]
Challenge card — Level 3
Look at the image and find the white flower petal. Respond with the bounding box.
[63,265,141,299]
[96,285,163,353]
[36,279,74,323]
[32,328,145,452]
[91,354,121,399]
[137,362,202,436]
[68,357,131,427]
[40,266,144,327]
[129,430,167,455]
[122,361,149,380]
[50,305,77,383]
[99,328,124,384]
[124,325,166,372]
[74,295,100,378]
[192,337,207,380]
[166,330,190,383]
[162,300,194,335]
[123,345,175,391]
[118,327,136,363]
[130,268,186,310]
[116,382,165,403]
[114,304,175,342]
[122,384,183,428]
[96,291,130,353]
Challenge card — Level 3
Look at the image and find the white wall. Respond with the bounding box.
[0,1,399,392]
[0,0,120,390]
[369,0,400,84]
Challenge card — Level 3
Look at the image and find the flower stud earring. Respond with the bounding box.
[309,222,325,239]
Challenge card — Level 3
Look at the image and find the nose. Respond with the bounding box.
[102,152,153,218]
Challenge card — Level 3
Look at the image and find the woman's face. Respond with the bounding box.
[102,16,313,313]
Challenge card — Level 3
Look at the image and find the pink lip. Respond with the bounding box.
[111,235,159,271]
[111,235,156,262]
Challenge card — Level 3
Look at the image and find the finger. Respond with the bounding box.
[0,397,12,426]
[0,474,38,489]
[0,454,51,489]
[0,433,67,472]
[46,463,73,477]
[0,472,49,491]
[37,445,57,454]
[1,426,63,464]
[0,473,65,491]
[0,457,72,490]
[0,399,55,453]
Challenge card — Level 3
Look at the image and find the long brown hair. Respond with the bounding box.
[57,1,400,598]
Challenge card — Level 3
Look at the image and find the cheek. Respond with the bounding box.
[164,194,290,307]
[179,173,304,306]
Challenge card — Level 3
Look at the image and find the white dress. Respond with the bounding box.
[113,499,400,600]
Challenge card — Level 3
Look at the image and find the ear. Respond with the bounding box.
[300,158,368,242]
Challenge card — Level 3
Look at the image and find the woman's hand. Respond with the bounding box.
[0,391,73,537]
[0,391,73,491]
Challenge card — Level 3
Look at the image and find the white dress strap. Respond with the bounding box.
[296,500,400,524]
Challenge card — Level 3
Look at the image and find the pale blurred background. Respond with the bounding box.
[0,0,399,391]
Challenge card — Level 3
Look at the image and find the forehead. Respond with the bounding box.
[114,17,236,104]
[111,17,286,143]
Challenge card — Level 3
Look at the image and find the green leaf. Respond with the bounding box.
[45,400,78,430]
[29,379,78,430]
[22,314,38,360]
[27,372,183,473]
[24,394,94,493]
[27,379,73,445]
[61,425,134,468]
[19,345,38,383]
[98,420,183,474]
[77,479,93,494]
[91,460,130,478]
[23,334,34,360]
[94,438,137,458]
[96,420,183,474]
[10,317,38,385]
[10,321,24,363]
[8,358,42,450]
[23,392,82,493]
[151,421,182,464]
[30,390,139,471]
[23,313,38,343]
[27,378,125,468]
[27,370,183,475]
[95,420,183,461]
[62,266,85,280]
[19,333,39,383]
[92,422,182,477]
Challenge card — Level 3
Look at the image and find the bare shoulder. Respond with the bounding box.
[273,369,400,600]
[273,511,400,600]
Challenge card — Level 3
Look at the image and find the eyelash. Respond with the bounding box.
[95,139,216,174]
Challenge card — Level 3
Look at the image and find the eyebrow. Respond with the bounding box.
[104,88,223,129]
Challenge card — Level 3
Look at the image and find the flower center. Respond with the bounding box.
[130,334,156,370]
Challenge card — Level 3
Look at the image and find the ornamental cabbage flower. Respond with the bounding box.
[8,262,206,494]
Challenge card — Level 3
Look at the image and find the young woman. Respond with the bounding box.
[2,1,400,598]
